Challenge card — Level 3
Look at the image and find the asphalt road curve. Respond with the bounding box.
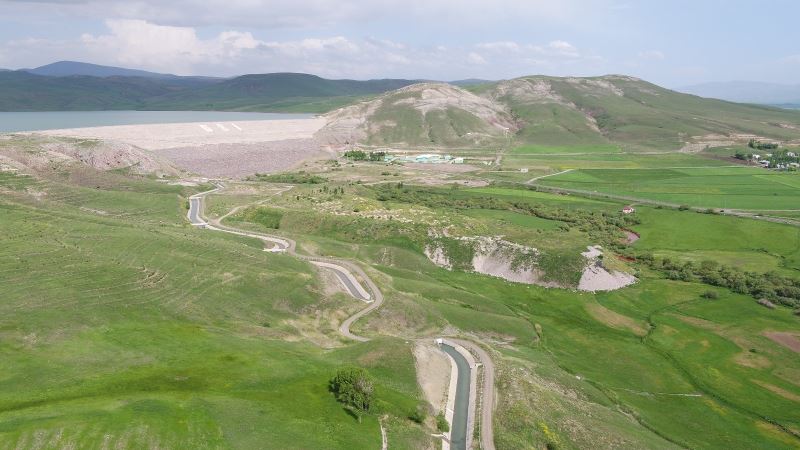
[187,183,380,341]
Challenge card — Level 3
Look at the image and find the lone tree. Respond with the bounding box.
[330,367,375,419]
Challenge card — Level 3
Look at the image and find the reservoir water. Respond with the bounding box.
[0,111,314,133]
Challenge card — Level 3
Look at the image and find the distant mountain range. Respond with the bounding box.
[22,61,186,79]
[678,81,800,106]
[0,61,421,112]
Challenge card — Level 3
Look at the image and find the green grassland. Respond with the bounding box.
[0,171,429,448]
[219,171,800,449]
[3,141,800,450]
[501,151,734,172]
[538,166,800,210]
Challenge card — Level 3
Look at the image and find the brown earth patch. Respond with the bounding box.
[676,315,773,369]
[157,139,329,178]
[734,351,772,369]
[585,302,647,336]
[764,331,800,354]
[413,342,451,413]
[752,380,800,403]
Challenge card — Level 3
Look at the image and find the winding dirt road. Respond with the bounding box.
[188,183,495,447]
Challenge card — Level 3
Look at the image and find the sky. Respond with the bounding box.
[0,0,798,87]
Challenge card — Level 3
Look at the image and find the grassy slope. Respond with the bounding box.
[0,172,427,448]
[230,175,800,449]
[492,75,800,152]
[359,87,507,148]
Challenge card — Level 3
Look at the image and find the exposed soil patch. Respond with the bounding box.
[752,380,800,403]
[402,162,480,173]
[578,246,636,292]
[621,229,640,245]
[413,342,451,413]
[764,331,800,354]
[585,302,647,336]
[425,236,561,288]
[157,139,329,178]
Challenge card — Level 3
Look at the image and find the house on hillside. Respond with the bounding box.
[622,206,635,214]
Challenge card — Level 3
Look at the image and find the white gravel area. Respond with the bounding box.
[578,245,636,292]
[157,139,330,178]
[37,118,326,150]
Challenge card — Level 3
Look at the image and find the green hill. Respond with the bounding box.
[317,83,517,147]
[0,71,417,113]
[145,73,418,112]
[319,75,800,151]
[486,75,800,151]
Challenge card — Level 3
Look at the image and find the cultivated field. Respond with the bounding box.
[538,166,800,210]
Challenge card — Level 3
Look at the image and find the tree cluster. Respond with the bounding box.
[330,367,375,416]
[638,255,800,309]
[344,150,386,161]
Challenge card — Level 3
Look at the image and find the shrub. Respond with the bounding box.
[409,405,427,424]
[436,412,449,432]
[330,367,375,416]
[701,290,719,299]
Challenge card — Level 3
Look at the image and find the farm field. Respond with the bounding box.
[501,151,734,171]
[538,166,800,210]
[509,144,623,155]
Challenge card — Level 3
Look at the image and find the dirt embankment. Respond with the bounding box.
[413,342,451,414]
[157,139,330,178]
[0,135,181,177]
[425,236,562,288]
[37,118,326,150]
[578,246,636,292]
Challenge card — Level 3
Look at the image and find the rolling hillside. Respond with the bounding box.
[145,73,419,112]
[317,83,517,147]
[0,71,205,111]
[484,75,800,151]
[319,75,800,151]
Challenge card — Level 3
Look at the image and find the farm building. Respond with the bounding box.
[622,206,635,214]
[386,153,463,164]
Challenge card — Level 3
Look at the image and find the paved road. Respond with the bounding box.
[188,183,381,341]
[189,183,496,447]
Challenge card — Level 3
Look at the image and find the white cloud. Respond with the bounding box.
[467,52,487,65]
[547,40,580,57]
[0,19,608,79]
[476,41,521,52]
[638,50,665,61]
[780,54,800,64]
[3,0,590,29]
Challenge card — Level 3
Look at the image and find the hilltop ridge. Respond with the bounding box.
[317,75,800,151]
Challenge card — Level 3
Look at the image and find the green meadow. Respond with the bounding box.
[2,150,800,449]
[538,166,800,210]
[225,178,800,449]
[0,173,428,449]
